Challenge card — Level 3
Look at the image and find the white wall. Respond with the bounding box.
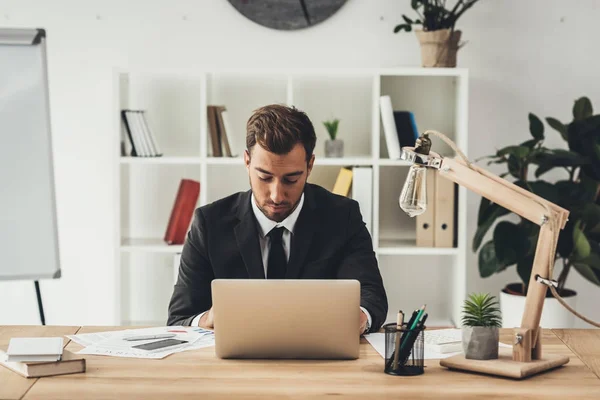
[1,0,598,327]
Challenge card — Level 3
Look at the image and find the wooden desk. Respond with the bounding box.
[1,327,600,399]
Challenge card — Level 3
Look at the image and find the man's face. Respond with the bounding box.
[244,143,314,222]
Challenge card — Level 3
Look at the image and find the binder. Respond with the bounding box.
[332,168,353,197]
[416,168,436,247]
[351,167,373,235]
[164,179,201,245]
[434,174,456,248]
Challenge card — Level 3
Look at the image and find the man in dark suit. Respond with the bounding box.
[167,104,388,335]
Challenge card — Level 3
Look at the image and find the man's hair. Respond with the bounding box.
[246,104,316,162]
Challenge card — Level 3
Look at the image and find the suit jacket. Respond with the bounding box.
[167,183,388,332]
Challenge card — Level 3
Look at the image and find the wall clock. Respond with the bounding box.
[228,0,348,31]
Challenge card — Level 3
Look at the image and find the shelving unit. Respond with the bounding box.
[114,67,468,327]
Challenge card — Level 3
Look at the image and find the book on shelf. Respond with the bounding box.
[208,105,236,157]
[121,110,162,157]
[332,167,353,197]
[1,349,85,378]
[379,96,419,158]
[393,111,419,148]
[164,179,201,245]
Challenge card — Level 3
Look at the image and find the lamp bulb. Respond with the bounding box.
[399,165,427,217]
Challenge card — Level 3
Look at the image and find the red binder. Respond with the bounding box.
[164,179,200,245]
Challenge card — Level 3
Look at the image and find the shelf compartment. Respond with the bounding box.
[118,72,202,157]
[291,73,374,159]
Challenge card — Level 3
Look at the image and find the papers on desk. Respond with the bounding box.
[365,330,513,360]
[67,327,214,359]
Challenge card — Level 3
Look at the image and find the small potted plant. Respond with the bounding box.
[393,0,482,67]
[323,118,343,158]
[461,293,502,360]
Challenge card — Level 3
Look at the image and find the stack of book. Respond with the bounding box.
[121,110,163,157]
[207,105,237,157]
[1,337,85,378]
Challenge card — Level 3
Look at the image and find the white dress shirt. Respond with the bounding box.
[192,193,372,330]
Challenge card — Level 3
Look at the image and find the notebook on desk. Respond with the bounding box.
[1,349,85,378]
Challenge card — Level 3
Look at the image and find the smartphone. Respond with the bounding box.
[131,338,188,351]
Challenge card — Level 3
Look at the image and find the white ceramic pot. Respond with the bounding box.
[499,283,577,328]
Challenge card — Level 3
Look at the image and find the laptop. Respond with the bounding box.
[212,279,360,360]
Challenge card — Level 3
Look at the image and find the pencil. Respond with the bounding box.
[392,310,404,370]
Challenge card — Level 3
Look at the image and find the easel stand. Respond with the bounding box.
[399,146,571,379]
[34,280,46,325]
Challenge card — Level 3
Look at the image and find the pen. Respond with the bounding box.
[123,333,176,341]
[392,310,404,370]
[399,304,427,356]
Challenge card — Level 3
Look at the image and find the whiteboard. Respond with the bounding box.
[0,28,61,280]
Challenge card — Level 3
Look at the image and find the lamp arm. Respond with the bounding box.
[438,157,567,228]
[435,157,569,347]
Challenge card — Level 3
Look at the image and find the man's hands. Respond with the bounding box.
[198,307,214,329]
[359,309,368,336]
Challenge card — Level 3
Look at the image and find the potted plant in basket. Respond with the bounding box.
[462,293,502,360]
[394,0,482,67]
[323,118,343,158]
[474,97,600,328]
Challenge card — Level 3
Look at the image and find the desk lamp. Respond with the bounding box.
[399,130,570,379]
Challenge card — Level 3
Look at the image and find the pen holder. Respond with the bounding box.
[383,322,425,376]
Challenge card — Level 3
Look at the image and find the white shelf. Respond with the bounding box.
[376,239,459,256]
[120,156,202,165]
[115,67,469,327]
[315,157,373,166]
[206,157,244,165]
[120,238,183,253]
[205,156,375,166]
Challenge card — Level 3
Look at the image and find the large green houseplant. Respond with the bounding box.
[473,97,600,326]
[394,0,482,67]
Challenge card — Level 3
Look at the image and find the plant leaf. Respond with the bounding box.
[582,203,600,233]
[496,145,530,159]
[402,15,413,24]
[508,155,521,178]
[572,221,591,261]
[478,241,502,278]
[528,113,544,140]
[493,221,529,266]
[573,262,600,285]
[393,24,412,33]
[521,138,539,149]
[573,97,593,121]
[517,255,534,288]
[477,197,491,225]
[546,117,568,141]
[473,202,510,251]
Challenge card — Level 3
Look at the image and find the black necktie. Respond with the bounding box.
[267,227,287,279]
